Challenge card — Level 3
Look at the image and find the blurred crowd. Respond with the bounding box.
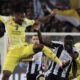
[0,0,80,32]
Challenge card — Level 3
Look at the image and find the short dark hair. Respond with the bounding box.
[65,35,73,40]
[64,35,74,42]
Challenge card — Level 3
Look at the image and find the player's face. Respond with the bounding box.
[64,39,73,51]
[14,13,25,21]
[32,36,40,45]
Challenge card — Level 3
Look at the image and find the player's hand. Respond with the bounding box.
[62,60,70,68]
[33,21,41,31]
[50,9,57,16]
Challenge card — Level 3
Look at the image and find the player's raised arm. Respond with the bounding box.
[24,10,56,31]
[35,29,62,48]
[34,10,56,25]
[36,14,52,23]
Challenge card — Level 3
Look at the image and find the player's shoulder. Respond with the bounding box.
[24,18,30,22]
[0,15,12,22]
[0,15,10,19]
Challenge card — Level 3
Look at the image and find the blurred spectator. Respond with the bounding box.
[0,0,80,32]
[33,0,44,19]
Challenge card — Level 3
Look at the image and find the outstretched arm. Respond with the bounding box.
[36,14,52,23]
[36,30,61,48]
[32,11,56,30]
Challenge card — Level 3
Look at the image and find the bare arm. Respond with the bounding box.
[72,59,77,79]
[36,14,52,23]
[36,30,61,48]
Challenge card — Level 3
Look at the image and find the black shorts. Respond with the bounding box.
[27,72,39,80]
[46,73,69,80]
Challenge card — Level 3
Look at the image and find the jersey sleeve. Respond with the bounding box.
[24,18,35,27]
[0,15,9,23]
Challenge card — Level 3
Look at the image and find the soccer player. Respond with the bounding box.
[22,35,43,80]
[0,4,62,80]
[37,30,78,80]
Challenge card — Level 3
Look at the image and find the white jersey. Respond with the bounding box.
[26,52,43,74]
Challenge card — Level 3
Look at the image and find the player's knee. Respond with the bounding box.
[3,70,11,78]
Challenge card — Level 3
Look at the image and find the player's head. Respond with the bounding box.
[32,35,40,45]
[13,3,25,21]
[14,12,25,21]
[64,35,74,51]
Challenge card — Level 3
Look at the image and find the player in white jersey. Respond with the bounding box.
[37,30,79,80]
[22,35,43,80]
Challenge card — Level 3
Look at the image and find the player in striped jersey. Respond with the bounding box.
[22,35,43,80]
[37,30,78,80]
[1,4,62,80]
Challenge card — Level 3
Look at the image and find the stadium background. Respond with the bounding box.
[0,0,80,32]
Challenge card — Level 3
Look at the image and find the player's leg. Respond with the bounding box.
[21,44,35,59]
[2,48,20,80]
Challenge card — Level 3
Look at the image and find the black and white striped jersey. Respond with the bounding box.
[26,52,43,74]
[44,41,77,78]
